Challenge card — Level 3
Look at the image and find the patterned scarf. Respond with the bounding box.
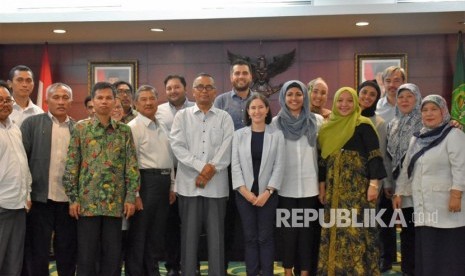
[406,95,453,178]
[386,83,422,179]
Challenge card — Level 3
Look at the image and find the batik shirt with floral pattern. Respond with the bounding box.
[63,117,140,217]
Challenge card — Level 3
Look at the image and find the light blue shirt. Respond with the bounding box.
[375,96,396,123]
[214,90,252,130]
[170,104,234,198]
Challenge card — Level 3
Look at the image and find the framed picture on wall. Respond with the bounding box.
[355,53,407,92]
[88,60,138,92]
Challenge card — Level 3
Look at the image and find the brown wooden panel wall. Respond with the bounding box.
[0,34,459,120]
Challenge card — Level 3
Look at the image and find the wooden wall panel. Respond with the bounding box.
[0,34,460,120]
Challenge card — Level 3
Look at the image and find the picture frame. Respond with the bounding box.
[355,53,407,89]
[88,60,138,92]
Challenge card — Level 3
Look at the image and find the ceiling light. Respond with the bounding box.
[355,21,369,26]
[53,29,66,33]
[150,28,164,32]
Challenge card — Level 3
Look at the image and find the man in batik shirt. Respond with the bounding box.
[63,81,140,276]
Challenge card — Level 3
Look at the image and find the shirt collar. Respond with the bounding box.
[193,103,218,115]
[380,96,395,107]
[168,98,191,110]
[0,117,14,129]
[136,113,158,128]
[47,111,70,124]
[91,116,118,130]
[13,98,34,111]
[231,89,251,100]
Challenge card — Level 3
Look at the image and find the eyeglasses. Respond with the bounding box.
[0,98,15,105]
[117,89,132,95]
[194,85,215,92]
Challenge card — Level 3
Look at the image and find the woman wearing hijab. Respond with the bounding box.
[393,95,465,275]
[272,80,323,276]
[358,80,396,271]
[307,77,331,120]
[386,83,422,276]
[231,93,285,276]
[317,87,386,276]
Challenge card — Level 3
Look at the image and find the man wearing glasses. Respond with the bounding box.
[170,73,234,276]
[0,81,32,275]
[113,80,137,123]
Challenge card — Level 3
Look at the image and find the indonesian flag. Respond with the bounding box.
[37,43,52,112]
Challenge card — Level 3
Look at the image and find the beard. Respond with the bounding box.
[233,82,250,92]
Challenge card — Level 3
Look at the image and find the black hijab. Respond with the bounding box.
[358,80,381,117]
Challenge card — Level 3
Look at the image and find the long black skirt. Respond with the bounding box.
[415,226,465,276]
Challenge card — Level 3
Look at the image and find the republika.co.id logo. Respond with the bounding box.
[276,208,438,228]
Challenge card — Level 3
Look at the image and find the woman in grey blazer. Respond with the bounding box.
[231,93,285,276]
[394,94,465,276]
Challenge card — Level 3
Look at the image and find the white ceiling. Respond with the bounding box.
[1,0,464,44]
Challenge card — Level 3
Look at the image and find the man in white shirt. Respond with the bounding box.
[156,74,194,276]
[170,73,234,276]
[7,65,44,126]
[375,66,406,273]
[20,83,76,276]
[126,85,175,276]
[0,82,32,276]
[156,75,194,130]
[376,66,406,123]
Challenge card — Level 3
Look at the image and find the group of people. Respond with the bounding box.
[0,60,464,276]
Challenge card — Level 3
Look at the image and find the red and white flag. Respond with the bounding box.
[37,43,52,112]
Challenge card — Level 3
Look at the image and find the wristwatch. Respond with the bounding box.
[266,188,274,195]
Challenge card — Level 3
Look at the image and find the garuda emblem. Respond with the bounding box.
[227,49,296,97]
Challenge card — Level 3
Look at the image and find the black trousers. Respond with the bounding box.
[164,199,181,272]
[29,200,77,276]
[125,170,171,276]
[278,196,321,274]
[400,207,415,275]
[378,191,397,266]
[77,216,122,276]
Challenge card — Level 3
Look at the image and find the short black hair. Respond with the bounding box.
[244,93,273,126]
[91,82,116,99]
[84,95,92,107]
[164,75,187,88]
[112,80,133,93]
[230,59,252,75]
[0,80,11,93]
[9,65,34,80]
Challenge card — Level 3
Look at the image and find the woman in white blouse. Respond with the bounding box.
[393,94,465,276]
[272,80,323,276]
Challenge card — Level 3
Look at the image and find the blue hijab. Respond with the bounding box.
[276,80,317,146]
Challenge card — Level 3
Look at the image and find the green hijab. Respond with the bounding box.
[318,87,376,158]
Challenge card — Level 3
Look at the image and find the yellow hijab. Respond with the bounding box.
[318,87,376,158]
